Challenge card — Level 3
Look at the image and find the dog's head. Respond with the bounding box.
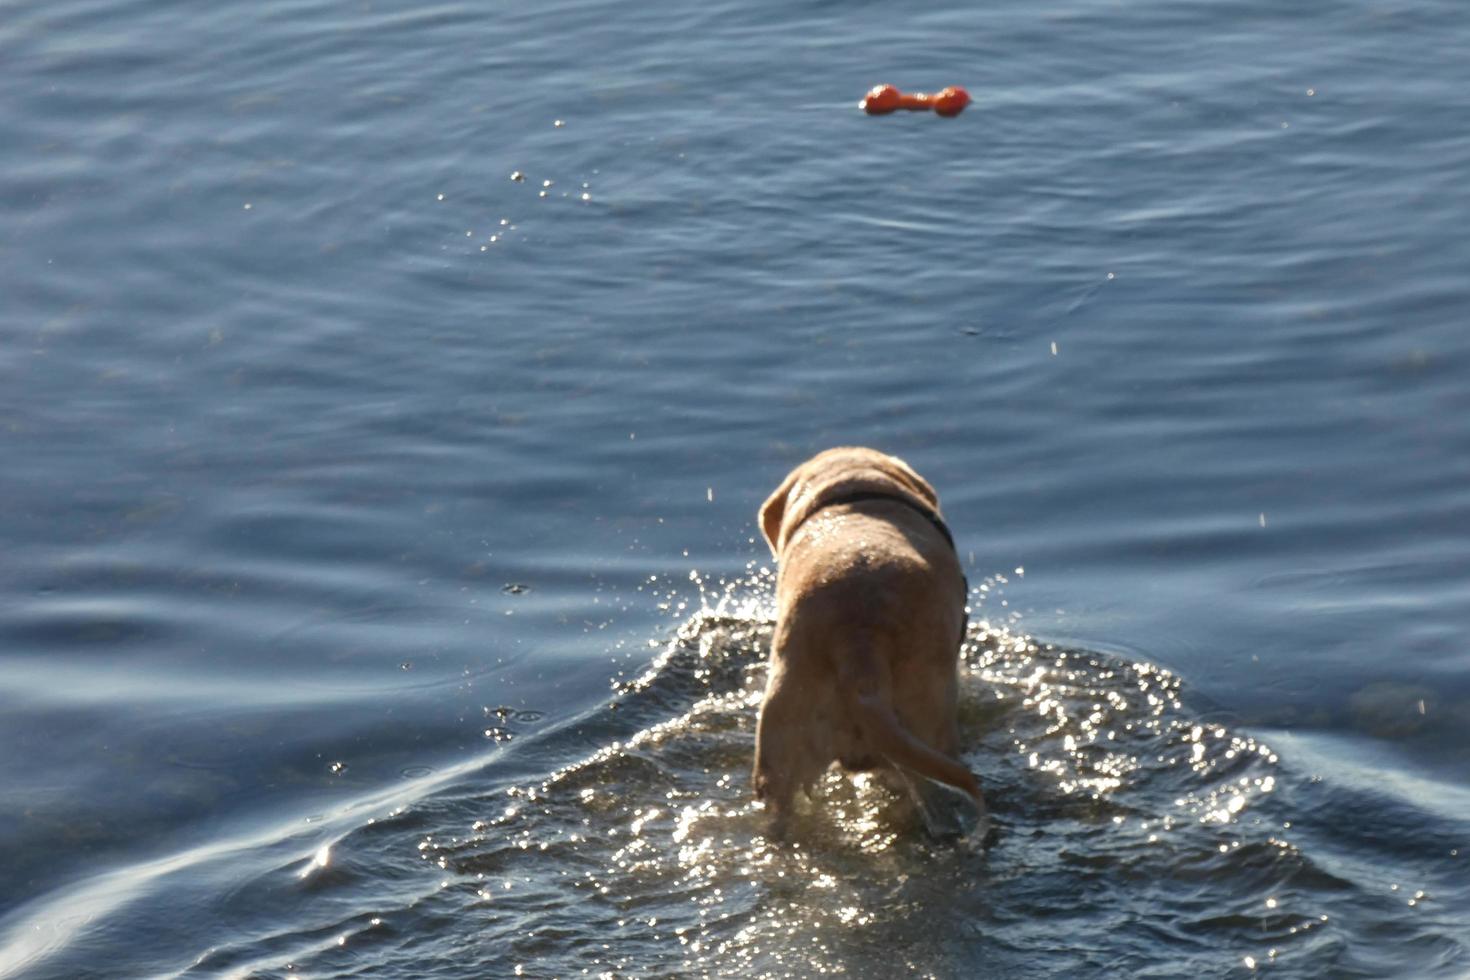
[758,446,941,557]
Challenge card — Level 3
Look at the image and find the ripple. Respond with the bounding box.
[354,573,1462,979]
[19,582,1462,980]
[383,584,1400,978]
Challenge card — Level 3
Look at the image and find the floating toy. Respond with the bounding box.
[860,84,970,117]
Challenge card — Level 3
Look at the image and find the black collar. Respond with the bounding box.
[792,490,957,553]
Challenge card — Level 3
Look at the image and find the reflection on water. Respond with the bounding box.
[0,575,1464,978]
[255,576,1467,978]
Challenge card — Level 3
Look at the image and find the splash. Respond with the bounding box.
[407,569,1346,978]
[157,568,1466,979]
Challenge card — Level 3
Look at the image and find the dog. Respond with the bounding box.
[753,447,984,832]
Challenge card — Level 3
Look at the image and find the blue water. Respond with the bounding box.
[3,0,1468,975]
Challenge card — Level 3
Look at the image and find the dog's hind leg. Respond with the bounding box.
[838,638,984,810]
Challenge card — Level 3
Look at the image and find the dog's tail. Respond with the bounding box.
[839,642,984,808]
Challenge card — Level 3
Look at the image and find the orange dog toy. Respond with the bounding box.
[860,83,971,117]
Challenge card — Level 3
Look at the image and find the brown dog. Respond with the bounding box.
[753,447,984,829]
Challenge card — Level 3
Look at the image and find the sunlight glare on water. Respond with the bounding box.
[361,570,1438,978]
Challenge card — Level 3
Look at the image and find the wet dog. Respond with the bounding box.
[753,447,984,833]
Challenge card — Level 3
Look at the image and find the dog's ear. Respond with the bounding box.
[759,466,801,557]
[885,454,941,510]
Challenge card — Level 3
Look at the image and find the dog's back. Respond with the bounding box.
[753,448,981,824]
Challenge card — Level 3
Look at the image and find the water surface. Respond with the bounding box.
[2,0,1468,975]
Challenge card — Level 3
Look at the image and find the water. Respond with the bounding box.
[3,0,1468,975]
